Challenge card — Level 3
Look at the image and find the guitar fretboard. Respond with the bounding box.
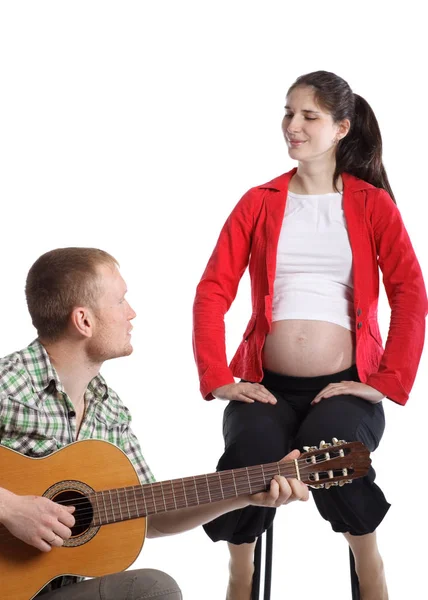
[90,461,298,526]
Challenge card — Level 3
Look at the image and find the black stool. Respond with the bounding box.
[251,524,273,600]
[251,525,360,599]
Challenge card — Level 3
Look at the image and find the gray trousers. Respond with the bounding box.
[40,570,182,600]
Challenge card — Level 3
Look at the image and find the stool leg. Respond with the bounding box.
[263,524,273,600]
[251,535,262,600]
[349,547,361,600]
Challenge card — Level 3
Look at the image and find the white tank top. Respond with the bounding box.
[272,191,355,331]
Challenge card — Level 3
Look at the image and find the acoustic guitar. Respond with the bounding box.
[0,437,370,599]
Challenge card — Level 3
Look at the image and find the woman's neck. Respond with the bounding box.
[289,162,342,195]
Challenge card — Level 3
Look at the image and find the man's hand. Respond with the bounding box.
[247,450,309,507]
[212,382,277,404]
[311,381,385,406]
[0,489,75,552]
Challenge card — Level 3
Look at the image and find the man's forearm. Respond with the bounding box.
[146,495,249,538]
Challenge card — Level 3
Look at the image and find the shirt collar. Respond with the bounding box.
[257,168,373,194]
[26,339,109,401]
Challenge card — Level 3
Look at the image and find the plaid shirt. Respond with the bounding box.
[0,339,155,595]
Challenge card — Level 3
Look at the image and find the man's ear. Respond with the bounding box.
[70,306,94,338]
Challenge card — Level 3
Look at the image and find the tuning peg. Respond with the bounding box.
[303,445,318,452]
[309,483,324,489]
[332,437,346,445]
[319,440,332,449]
[326,481,339,489]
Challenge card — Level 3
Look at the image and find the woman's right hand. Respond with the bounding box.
[212,382,277,404]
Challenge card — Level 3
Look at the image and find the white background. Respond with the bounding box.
[0,2,426,599]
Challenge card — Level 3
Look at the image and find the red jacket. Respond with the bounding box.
[193,169,427,405]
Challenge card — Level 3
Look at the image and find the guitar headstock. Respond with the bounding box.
[299,438,371,489]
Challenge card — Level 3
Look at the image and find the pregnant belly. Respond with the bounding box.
[262,319,356,377]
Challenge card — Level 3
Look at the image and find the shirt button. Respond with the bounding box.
[68,411,76,418]
[357,308,362,316]
[357,322,362,329]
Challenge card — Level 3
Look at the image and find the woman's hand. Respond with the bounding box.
[311,381,385,406]
[212,382,277,404]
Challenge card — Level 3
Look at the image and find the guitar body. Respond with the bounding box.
[0,440,145,600]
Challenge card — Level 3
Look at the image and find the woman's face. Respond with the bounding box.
[282,86,349,165]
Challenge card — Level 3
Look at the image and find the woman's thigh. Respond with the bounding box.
[295,395,385,452]
[220,394,301,470]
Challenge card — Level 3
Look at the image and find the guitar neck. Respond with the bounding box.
[91,460,298,527]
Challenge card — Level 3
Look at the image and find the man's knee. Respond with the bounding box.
[128,569,182,599]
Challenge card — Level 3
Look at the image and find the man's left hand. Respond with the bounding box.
[247,450,309,507]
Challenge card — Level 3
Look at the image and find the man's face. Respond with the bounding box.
[86,264,136,363]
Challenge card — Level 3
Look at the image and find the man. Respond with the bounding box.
[0,247,308,599]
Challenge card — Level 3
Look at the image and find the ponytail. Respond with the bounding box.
[335,94,396,203]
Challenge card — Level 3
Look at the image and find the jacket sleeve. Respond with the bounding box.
[193,188,260,399]
[365,189,427,404]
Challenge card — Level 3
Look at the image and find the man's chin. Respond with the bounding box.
[95,345,133,362]
[113,344,133,359]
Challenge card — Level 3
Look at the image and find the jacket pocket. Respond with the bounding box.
[367,319,383,349]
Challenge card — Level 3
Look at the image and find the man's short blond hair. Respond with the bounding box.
[25,247,118,341]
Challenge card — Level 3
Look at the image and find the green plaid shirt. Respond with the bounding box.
[0,339,155,595]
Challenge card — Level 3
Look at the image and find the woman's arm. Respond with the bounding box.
[365,189,427,404]
[192,188,261,399]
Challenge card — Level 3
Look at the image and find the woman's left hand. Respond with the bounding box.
[311,381,385,406]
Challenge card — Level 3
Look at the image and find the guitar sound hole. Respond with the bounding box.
[54,491,94,537]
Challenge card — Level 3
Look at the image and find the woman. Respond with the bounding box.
[192,71,427,600]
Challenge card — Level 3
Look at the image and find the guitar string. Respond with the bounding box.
[0,467,362,539]
[14,463,361,526]
[35,453,363,514]
[46,454,358,510]
[25,459,362,513]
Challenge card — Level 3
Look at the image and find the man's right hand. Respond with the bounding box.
[0,489,75,552]
[212,382,277,404]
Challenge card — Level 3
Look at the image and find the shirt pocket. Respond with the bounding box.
[0,435,60,457]
[0,395,61,457]
[89,399,131,446]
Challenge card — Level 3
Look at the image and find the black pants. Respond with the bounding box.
[204,365,390,544]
